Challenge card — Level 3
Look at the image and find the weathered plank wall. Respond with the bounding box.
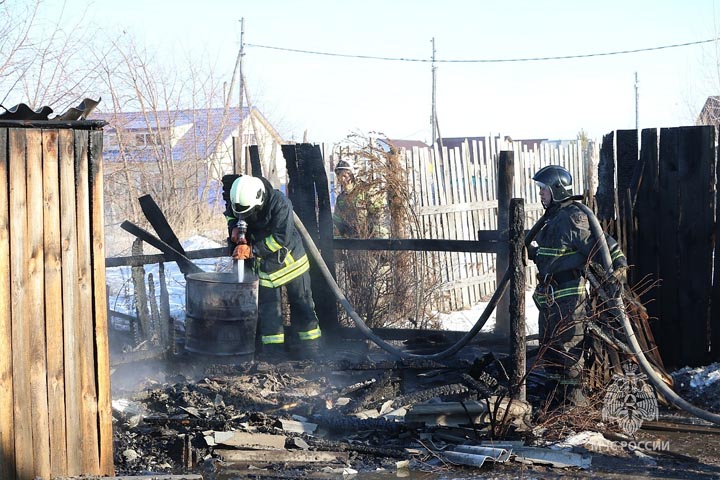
[607,126,717,368]
[0,122,113,479]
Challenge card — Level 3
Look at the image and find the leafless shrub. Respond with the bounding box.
[332,132,444,329]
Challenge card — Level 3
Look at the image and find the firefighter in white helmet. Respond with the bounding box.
[222,174,321,361]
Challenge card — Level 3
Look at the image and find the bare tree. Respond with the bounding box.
[0,3,258,256]
[332,132,444,329]
[0,0,102,112]
[92,33,241,255]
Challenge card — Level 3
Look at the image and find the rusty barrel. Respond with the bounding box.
[184,271,258,362]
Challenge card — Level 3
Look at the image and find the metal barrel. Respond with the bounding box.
[184,271,258,362]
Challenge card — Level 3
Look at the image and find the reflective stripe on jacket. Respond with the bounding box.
[533,201,627,278]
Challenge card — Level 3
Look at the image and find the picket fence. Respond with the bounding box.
[324,135,595,312]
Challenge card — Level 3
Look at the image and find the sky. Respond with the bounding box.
[49,0,720,144]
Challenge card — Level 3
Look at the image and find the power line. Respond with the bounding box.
[246,38,717,63]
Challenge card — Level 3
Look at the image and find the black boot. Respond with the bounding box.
[259,343,287,363]
[292,338,322,360]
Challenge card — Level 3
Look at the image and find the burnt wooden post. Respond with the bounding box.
[130,238,151,343]
[615,129,639,254]
[282,144,339,337]
[495,152,513,335]
[248,144,263,177]
[596,132,616,225]
[509,198,526,401]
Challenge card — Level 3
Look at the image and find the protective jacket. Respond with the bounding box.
[333,182,389,238]
[530,199,628,387]
[223,175,310,288]
[532,200,627,304]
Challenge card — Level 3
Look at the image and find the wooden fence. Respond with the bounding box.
[602,126,719,368]
[323,135,593,312]
[0,121,113,479]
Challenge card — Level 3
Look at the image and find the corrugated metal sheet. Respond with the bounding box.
[0,97,100,121]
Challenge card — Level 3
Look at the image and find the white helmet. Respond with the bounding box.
[230,175,266,218]
[334,159,356,175]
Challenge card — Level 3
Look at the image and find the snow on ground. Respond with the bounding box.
[437,291,540,336]
[673,362,720,389]
[106,234,540,336]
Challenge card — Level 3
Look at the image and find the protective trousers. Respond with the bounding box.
[535,287,589,380]
[257,270,320,347]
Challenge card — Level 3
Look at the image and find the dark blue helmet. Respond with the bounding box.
[532,165,575,202]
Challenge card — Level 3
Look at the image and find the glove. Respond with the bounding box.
[613,266,628,285]
[231,226,246,244]
[232,244,253,260]
[605,267,627,298]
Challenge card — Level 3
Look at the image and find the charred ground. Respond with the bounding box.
[110,340,720,479]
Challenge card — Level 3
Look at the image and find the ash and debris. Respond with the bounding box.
[110,345,529,477]
[672,363,720,413]
[110,342,720,479]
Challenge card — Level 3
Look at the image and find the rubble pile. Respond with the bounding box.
[672,364,720,413]
[110,350,720,478]
[111,352,541,476]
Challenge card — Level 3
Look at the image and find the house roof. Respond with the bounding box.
[94,107,251,162]
[697,96,720,125]
[383,138,430,150]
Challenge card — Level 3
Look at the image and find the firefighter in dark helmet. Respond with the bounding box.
[528,165,627,406]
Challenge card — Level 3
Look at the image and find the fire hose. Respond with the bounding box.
[295,209,720,425]
[574,202,720,425]
[293,211,547,361]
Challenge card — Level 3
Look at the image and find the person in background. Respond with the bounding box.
[332,158,389,239]
[528,165,628,407]
[332,158,393,327]
[222,173,321,361]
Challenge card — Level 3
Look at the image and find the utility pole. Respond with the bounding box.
[227,19,246,174]
[431,37,437,146]
[634,71,640,153]
[237,18,246,173]
[634,72,639,131]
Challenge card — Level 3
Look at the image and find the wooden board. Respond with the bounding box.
[42,129,68,477]
[676,126,714,366]
[60,127,83,474]
[138,194,187,256]
[634,128,660,333]
[26,128,51,477]
[9,128,34,479]
[90,129,114,475]
[0,128,16,479]
[657,128,682,368]
[215,448,349,464]
[74,130,101,472]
